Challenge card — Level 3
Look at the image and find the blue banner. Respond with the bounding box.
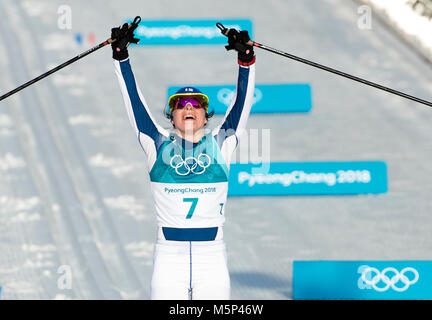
[129,19,253,45]
[168,84,312,114]
[228,161,387,196]
[293,261,432,300]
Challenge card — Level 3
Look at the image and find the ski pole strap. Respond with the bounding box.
[216,22,257,48]
[108,15,142,45]
[131,16,141,27]
[216,22,228,35]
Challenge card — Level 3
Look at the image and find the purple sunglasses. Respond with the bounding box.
[173,97,204,110]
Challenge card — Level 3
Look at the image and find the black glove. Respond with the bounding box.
[225,29,254,64]
[111,17,141,60]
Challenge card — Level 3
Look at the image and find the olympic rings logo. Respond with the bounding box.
[217,88,262,107]
[170,153,211,176]
[359,266,419,292]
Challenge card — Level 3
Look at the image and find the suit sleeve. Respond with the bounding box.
[213,59,256,167]
[113,58,168,170]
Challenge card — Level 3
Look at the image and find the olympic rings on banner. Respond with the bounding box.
[361,266,419,292]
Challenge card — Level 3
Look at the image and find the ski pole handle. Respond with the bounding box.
[216,22,257,48]
[108,16,141,45]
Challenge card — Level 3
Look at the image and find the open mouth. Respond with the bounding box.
[184,115,196,120]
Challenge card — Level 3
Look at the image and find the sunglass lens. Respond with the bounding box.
[177,97,202,109]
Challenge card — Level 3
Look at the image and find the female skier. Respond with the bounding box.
[111,21,255,299]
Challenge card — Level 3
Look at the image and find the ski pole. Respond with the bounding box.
[216,22,432,108]
[0,16,141,102]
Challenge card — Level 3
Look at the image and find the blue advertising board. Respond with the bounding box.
[129,19,253,45]
[293,260,432,300]
[228,161,387,196]
[168,84,312,114]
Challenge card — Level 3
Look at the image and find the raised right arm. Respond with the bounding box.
[114,58,168,168]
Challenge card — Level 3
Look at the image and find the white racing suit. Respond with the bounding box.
[114,56,255,299]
